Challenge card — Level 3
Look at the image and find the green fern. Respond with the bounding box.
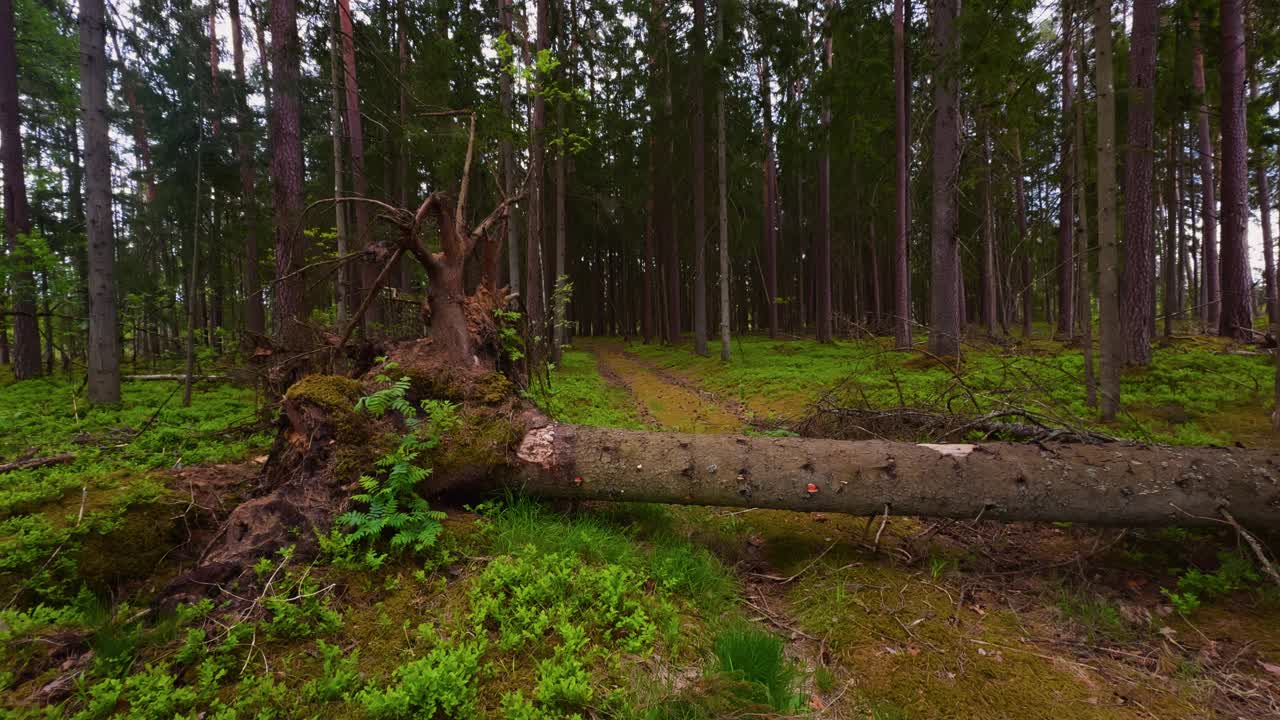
[335,378,455,559]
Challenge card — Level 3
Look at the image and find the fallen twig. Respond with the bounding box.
[0,453,76,474]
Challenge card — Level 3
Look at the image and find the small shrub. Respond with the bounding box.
[357,639,486,719]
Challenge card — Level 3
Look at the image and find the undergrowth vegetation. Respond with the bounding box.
[626,335,1276,445]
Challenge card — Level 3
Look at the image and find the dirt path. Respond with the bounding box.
[584,340,744,434]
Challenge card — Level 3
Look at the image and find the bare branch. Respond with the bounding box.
[334,247,405,352]
[455,112,477,254]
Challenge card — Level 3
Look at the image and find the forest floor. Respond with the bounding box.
[2,335,1279,719]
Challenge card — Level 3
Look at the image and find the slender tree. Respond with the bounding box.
[1119,0,1158,365]
[1013,127,1032,337]
[928,0,961,357]
[1191,16,1219,329]
[892,0,911,349]
[0,0,41,379]
[1255,76,1278,327]
[717,0,730,360]
[229,0,264,335]
[1057,0,1075,339]
[1076,29,1096,407]
[691,0,709,353]
[526,0,549,350]
[1094,0,1120,420]
[815,0,833,343]
[337,0,377,326]
[79,0,119,401]
[1218,0,1251,341]
[268,0,308,349]
[981,124,997,337]
[500,0,520,297]
[329,15,350,323]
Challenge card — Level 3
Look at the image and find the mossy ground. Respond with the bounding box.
[3,335,1278,718]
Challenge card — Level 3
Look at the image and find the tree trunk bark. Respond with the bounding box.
[1191,17,1219,331]
[1163,125,1179,339]
[500,0,520,298]
[691,0,709,354]
[329,17,351,325]
[526,0,549,354]
[513,424,1280,528]
[928,0,960,357]
[1,0,40,380]
[337,0,378,329]
[80,0,120,403]
[761,57,779,340]
[981,125,997,338]
[717,2,730,361]
[1094,0,1121,420]
[229,0,265,336]
[1253,76,1277,328]
[1057,0,1075,340]
[1119,0,1158,366]
[1217,0,1251,342]
[893,0,911,350]
[1014,128,1033,337]
[268,0,308,349]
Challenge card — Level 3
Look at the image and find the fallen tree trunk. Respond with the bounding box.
[125,374,226,381]
[511,424,1280,528]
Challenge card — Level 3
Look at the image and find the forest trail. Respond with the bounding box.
[581,339,746,434]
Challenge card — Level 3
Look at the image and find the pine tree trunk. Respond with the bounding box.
[329,18,351,325]
[642,133,656,344]
[1094,0,1121,420]
[1255,76,1278,327]
[761,58,779,340]
[981,125,997,337]
[893,0,911,349]
[1191,17,1219,331]
[511,424,1280,528]
[1013,128,1033,337]
[268,0,308,349]
[337,0,379,328]
[1216,0,1251,342]
[79,0,120,402]
[928,0,960,357]
[1119,0,1157,365]
[1076,33,1096,407]
[1057,0,1075,340]
[692,0,709,353]
[716,4,730,361]
[526,0,549,353]
[229,0,265,336]
[499,0,520,298]
[1163,125,1179,339]
[0,0,41,380]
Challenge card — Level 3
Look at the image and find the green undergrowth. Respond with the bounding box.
[625,335,1275,445]
[525,349,646,429]
[0,371,270,606]
[1,493,803,719]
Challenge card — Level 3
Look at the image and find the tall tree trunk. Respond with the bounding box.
[249,0,271,113]
[642,134,656,344]
[1217,0,1251,342]
[1077,29,1096,407]
[1255,76,1278,327]
[268,0,308,349]
[661,6,680,346]
[691,0,709,353]
[716,4,730,360]
[229,0,264,336]
[814,0,833,344]
[553,102,567,363]
[108,32,156,204]
[397,0,410,290]
[1094,0,1121,420]
[526,0,548,351]
[1191,17,1219,331]
[183,136,203,408]
[1119,0,1158,365]
[1013,128,1032,337]
[79,0,120,402]
[337,0,378,327]
[329,18,350,325]
[928,0,960,357]
[0,0,40,379]
[500,0,520,298]
[981,125,997,337]
[760,57,779,339]
[893,0,911,349]
[1163,125,1179,338]
[1057,0,1075,339]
